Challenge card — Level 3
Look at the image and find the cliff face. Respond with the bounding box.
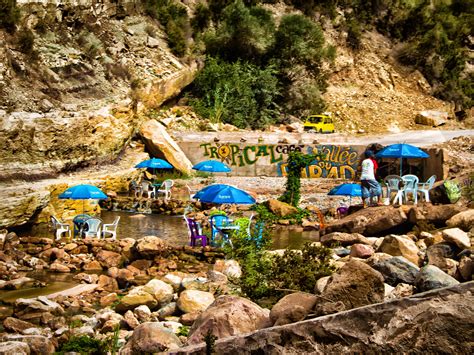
[0,0,197,179]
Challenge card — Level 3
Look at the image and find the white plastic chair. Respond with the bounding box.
[156,179,174,200]
[394,175,419,205]
[51,216,71,240]
[384,175,403,202]
[140,181,155,198]
[186,184,198,201]
[418,175,436,203]
[82,218,102,238]
[102,216,120,240]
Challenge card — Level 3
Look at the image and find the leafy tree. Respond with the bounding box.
[204,0,275,62]
[189,57,280,128]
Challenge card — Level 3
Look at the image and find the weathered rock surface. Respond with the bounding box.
[323,206,407,236]
[135,236,170,258]
[372,256,420,286]
[177,290,215,314]
[415,265,460,292]
[187,295,271,344]
[0,341,30,355]
[119,322,182,354]
[267,199,298,217]
[378,235,420,265]
[446,209,474,231]
[139,120,193,174]
[442,228,471,249]
[321,232,371,247]
[176,282,474,354]
[270,292,317,326]
[314,259,385,316]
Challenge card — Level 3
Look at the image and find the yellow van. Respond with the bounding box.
[303,114,335,133]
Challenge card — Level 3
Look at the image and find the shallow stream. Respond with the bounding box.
[4,211,318,302]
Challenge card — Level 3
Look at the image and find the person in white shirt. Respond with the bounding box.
[360,150,382,208]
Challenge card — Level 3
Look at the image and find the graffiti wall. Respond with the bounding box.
[199,142,361,179]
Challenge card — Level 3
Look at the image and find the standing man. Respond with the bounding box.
[360,150,382,208]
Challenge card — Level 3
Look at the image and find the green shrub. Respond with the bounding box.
[189,56,279,128]
[0,0,20,33]
[57,335,104,354]
[269,242,335,293]
[144,0,189,56]
[191,3,212,32]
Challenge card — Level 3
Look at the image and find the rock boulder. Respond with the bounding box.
[270,292,317,326]
[119,322,182,353]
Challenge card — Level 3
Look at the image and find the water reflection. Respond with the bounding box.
[19,211,320,251]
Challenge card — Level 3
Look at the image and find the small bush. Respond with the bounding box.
[57,335,104,354]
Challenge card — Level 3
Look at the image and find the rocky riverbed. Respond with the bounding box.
[0,205,472,353]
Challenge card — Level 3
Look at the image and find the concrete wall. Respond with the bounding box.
[177,140,446,181]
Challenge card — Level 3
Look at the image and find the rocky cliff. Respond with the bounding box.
[0,0,197,180]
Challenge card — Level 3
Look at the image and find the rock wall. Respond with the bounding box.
[177,281,474,354]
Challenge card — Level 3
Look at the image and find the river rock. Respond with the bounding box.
[213,259,242,278]
[163,273,184,291]
[83,260,103,271]
[442,228,471,249]
[314,276,330,294]
[446,209,474,231]
[323,206,407,236]
[100,293,119,307]
[408,204,465,225]
[179,311,200,326]
[388,283,415,299]
[136,236,170,258]
[116,288,158,312]
[415,265,460,292]
[2,335,54,354]
[98,275,119,292]
[124,310,140,329]
[0,341,30,354]
[74,273,99,284]
[378,235,420,265]
[3,317,36,333]
[177,290,214,314]
[176,283,474,353]
[372,256,420,286]
[0,277,34,290]
[143,279,174,304]
[119,322,183,353]
[314,259,385,316]
[49,262,70,273]
[116,268,135,288]
[134,305,152,323]
[15,297,64,315]
[96,250,125,269]
[207,270,228,283]
[350,243,375,258]
[187,295,271,344]
[426,243,457,273]
[321,232,371,247]
[156,302,177,320]
[267,199,298,217]
[459,255,474,281]
[270,292,317,326]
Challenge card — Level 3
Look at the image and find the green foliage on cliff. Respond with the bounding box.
[190,56,279,128]
[144,0,189,57]
[0,0,20,33]
[188,0,333,128]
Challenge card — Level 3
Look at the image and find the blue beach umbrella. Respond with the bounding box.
[59,184,108,214]
[375,143,429,175]
[193,184,229,200]
[135,158,173,169]
[192,160,231,173]
[195,184,256,205]
[328,183,362,205]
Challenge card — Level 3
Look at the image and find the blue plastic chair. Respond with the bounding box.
[210,214,231,247]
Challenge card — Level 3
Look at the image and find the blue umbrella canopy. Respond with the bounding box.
[135,158,173,169]
[375,143,429,175]
[59,184,108,200]
[328,183,362,197]
[193,184,229,200]
[375,144,429,159]
[195,184,255,204]
[192,160,231,173]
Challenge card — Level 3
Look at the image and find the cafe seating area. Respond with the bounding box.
[384,174,436,205]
